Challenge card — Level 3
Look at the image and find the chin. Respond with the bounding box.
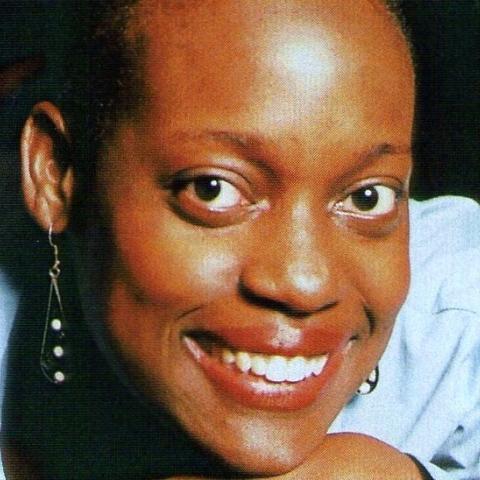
[186,414,322,477]
[218,441,308,477]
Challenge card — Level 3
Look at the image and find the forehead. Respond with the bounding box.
[130,0,412,73]
[125,0,414,145]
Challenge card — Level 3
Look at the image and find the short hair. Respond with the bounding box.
[57,1,141,171]
[384,0,410,40]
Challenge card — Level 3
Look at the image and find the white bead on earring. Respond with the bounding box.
[356,366,379,395]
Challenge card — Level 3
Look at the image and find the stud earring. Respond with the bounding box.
[357,366,379,395]
[40,225,69,384]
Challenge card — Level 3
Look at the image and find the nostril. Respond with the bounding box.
[239,283,337,318]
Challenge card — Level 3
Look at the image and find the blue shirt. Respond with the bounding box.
[1,196,479,479]
[330,196,480,479]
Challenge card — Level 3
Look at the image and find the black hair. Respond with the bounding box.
[58,1,142,171]
[385,0,409,30]
[51,1,145,228]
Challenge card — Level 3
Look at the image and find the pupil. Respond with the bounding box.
[194,177,221,201]
[352,187,378,211]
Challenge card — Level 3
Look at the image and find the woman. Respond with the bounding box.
[2,0,479,478]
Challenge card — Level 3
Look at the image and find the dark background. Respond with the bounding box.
[1,0,479,291]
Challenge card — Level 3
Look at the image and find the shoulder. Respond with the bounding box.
[399,196,480,388]
[331,197,480,470]
[381,196,480,464]
[409,195,480,266]
[408,196,480,315]
[387,196,480,476]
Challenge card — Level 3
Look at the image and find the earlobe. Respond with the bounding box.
[21,101,74,233]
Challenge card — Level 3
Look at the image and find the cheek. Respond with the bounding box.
[108,199,242,310]
[349,228,410,331]
[96,136,244,313]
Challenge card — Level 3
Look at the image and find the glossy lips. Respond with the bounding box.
[182,326,350,412]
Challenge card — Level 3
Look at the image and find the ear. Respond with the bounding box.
[21,101,74,233]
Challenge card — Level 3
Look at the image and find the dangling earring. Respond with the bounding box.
[40,225,69,384]
[356,366,379,395]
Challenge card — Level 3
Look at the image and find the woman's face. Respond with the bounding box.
[95,0,414,474]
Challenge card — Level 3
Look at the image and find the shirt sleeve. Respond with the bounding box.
[330,197,480,480]
[406,398,480,479]
[406,358,480,479]
[403,198,480,479]
[403,247,480,479]
[415,328,480,478]
[394,304,480,480]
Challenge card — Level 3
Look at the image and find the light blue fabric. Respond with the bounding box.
[0,196,479,479]
[330,196,480,479]
[0,272,18,480]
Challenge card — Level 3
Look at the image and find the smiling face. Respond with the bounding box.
[93,0,414,475]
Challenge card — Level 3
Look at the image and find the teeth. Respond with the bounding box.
[266,356,288,382]
[236,351,252,373]
[286,356,307,382]
[222,348,328,383]
[251,355,267,376]
[222,348,235,364]
[312,356,328,376]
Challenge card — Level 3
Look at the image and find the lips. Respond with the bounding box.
[182,325,351,411]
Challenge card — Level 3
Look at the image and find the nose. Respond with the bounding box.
[240,197,341,316]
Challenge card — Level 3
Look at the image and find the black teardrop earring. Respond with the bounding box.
[40,226,70,384]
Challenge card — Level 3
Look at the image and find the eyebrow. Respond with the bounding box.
[354,141,412,172]
[170,129,411,176]
[365,142,411,158]
[171,130,264,150]
[169,129,279,178]
[177,130,410,156]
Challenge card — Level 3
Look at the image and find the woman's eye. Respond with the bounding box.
[339,185,399,216]
[167,173,257,227]
[182,176,248,210]
[186,176,246,209]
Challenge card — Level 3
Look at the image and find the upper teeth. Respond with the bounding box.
[221,348,328,383]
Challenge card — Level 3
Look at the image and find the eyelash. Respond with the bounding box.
[334,183,406,218]
[166,173,257,227]
[166,173,406,229]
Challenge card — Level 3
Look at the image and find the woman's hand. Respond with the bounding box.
[270,433,425,480]
[167,433,425,480]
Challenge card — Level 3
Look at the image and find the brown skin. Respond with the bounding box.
[19,0,422,478]
[168,434,422,480]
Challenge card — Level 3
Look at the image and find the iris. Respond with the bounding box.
[351,187,379,211]
[194,177,222,202]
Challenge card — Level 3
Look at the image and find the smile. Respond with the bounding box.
[221,348,328,383]
[182,327,350,412]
